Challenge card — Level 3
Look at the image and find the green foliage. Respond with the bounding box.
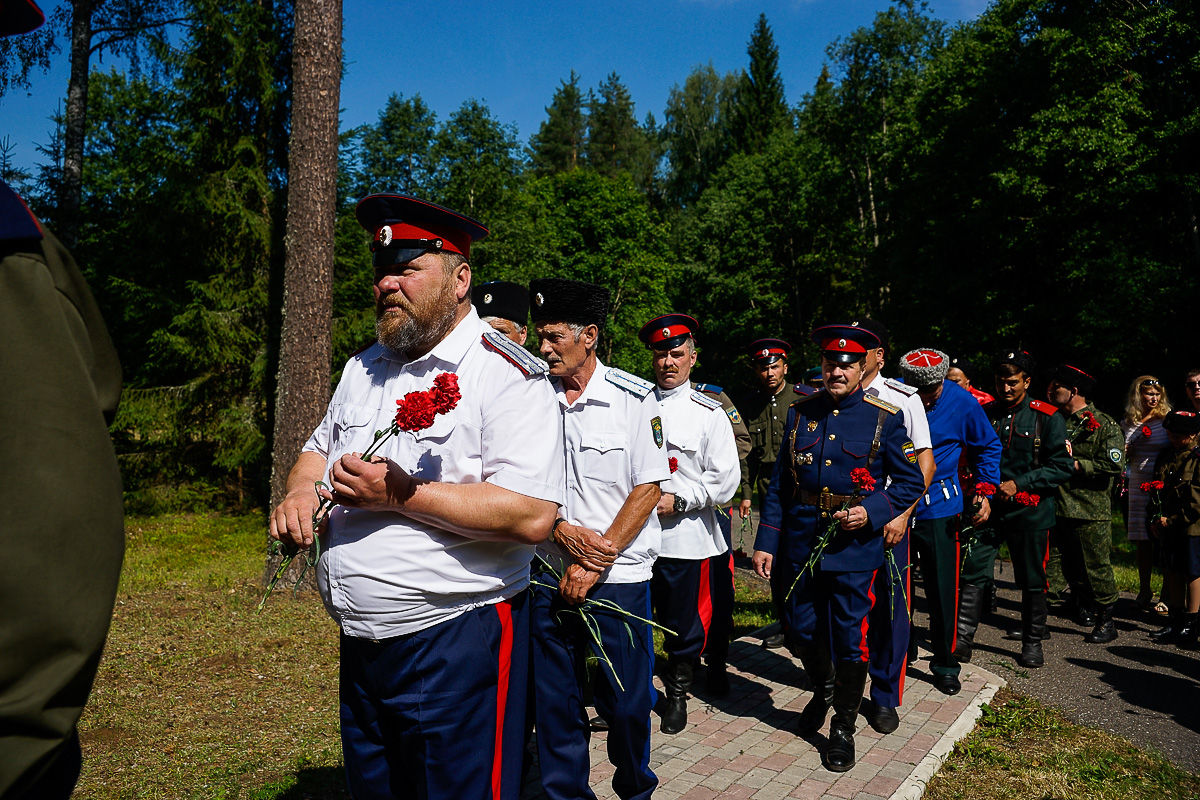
[728,13,791,156]
[585,72,658,192]
[660,62,739,208]
[353,92,437,197]
[529,70,587,175]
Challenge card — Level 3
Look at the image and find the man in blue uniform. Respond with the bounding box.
[752,325,925,772]
[897,349,1001,695]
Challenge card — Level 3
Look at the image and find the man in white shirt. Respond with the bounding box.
[270,195,564,800]
[529,278,671,800]
[849,318,935,735]
[637,314,739,734]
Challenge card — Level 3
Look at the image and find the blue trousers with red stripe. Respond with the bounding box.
[867,528,911,709]
[703,510,736,666]
[339,593,528,800]
[651,556,712,660]
[529,578,657,800]
[772,557,875,663]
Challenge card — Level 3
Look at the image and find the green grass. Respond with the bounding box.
[924,688,1200,800]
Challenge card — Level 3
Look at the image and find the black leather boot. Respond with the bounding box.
[659,657,692,734]
[1004,624,1050,641]
[1150,607,1182,643]
[953,584,985,663]
[1176,613,1199,647]
[824,661,869,773]
[1018,592,1048,668]
[1084,604,1118,644]
[795,642,836,735]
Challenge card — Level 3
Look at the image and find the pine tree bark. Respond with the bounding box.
[267,0,342,589]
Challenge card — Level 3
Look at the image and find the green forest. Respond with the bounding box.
[3,0,1197,513]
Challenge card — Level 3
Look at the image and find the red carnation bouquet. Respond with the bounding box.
[959,482,997,561]
[260,372,462,611]
[1070,410,1102,442]
[786,467,877,599]
[1141,479,1165,522]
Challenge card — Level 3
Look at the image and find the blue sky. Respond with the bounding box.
[1,0,989,174]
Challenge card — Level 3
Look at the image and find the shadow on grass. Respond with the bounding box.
[258,766,351,800]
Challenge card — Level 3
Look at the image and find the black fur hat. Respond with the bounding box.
[528,278,610,328]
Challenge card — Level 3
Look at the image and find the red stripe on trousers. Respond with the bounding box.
[491,600,514,800]
[862,570,878,662]
[898,532,911,703]
[951,523,962,653]
[698,557,713,651]
[1042,531,1051,590]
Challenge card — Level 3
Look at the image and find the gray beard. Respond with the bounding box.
[376,304,457,360]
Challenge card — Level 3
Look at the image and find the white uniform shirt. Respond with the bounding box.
[863,374,932,450]
[537,362,672,584]
[304,307,565,639]
[657,382,740,560]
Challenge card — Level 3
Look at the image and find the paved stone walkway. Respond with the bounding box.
[526,632,1005,800]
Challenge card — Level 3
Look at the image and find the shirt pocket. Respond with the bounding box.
[580,431,627,486]
[840,439,873,479]
[330,404,379,457]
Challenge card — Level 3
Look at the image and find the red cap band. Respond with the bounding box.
[820,337,867,355]
[648,324,692,345]
[375,220,471,257]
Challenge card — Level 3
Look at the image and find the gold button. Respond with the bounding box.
[823,487,830,492]
[832,409,839,416]
[824,460,832,466]
[828,434,836,440]
[821,512,829,518]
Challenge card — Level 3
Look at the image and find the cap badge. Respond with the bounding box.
[483,293,493,304]
[761,349,770,358]
[377,225,393,246]
[851,321,860,327]
[838,338,847,348]
[534,292,544,307]
[661,327,671,338]
[1007,352,1015,359]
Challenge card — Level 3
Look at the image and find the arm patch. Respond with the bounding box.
[482,331,548,376]
[605,367,654,397]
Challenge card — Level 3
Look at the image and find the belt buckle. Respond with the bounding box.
[819,489,832,511]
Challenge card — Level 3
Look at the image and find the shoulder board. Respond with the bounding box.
[605,367,654,398]
[0,181,43,243]
[792,390,823,408]
[883,377,918,397]
[1029,399,1057,415]
[690,390,722,411]
[865,394,900,414]
[349,338,378,359]
[481,331,548,376]
[694,382,724,395]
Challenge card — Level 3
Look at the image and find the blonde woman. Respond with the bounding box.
[1121,376,1172,608]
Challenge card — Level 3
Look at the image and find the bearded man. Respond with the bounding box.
[270,195,564,800]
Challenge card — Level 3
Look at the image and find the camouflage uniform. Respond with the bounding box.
[745,381,806,503]
[1054,404,1125,609]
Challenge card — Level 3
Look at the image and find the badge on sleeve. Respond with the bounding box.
[902,441,917,464]
[652,416,664,448]
[726,407,742,425]
[1109,448,1122,463]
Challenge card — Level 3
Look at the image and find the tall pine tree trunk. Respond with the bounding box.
[59,0,94,245]
[267,0,341,589]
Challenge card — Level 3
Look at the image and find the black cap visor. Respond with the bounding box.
[371,239,444,268]
[651,333,691,352]
[822,351,865,365]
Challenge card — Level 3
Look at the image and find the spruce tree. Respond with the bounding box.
[529,70,587,175]
[729,13,790,156]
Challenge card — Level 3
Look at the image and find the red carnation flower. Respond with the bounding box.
[851,468,876,492]
[430,372,461,414]
[1140,480,1164,492]
[1141,425,1152,437]
[1083,412,1101,432]
[975,482,997,497]
[668,457,679,473]
[1014,491,1041,507]
[396,391,437,432]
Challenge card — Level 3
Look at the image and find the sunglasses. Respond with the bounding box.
[1140,379,1161,387]
[1187,381,1200,389]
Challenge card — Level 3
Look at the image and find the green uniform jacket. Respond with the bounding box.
[1152,445,1200,537]
[745,381,805,501]
[1056,404,1126,521]
[985,396,1074,529]
[695,383,752,503]
[0,207,125,796]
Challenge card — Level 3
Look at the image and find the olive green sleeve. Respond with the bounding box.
[0,230,124,796]
[1076,416,1125,480]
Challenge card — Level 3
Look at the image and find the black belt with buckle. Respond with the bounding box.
[799,490,862,510]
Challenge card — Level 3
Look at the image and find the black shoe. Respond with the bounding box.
[1017,592,1047,668]
[1176,613,1199,647]
[659,696,687,734]
[1150,608,1181,643]
[589,714,609,732]
[1018,640,1044,668]
[1077,606,1098,628]
[868,703,899,734]
[763,632,786,649]
[1084,606,1117,644]
[659,657,692,735]
[824,726,856,772]
[934,674,962,696]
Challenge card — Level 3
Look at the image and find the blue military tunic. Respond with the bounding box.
[756,387,926,571]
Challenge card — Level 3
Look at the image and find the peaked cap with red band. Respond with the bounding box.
[748,338,791,364]
[638,313,699,351]
[0,0,45,36]
[356,193,488,267]
[810,324,881,365]
[1051,363,1097,397]
[899,347,949,388]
